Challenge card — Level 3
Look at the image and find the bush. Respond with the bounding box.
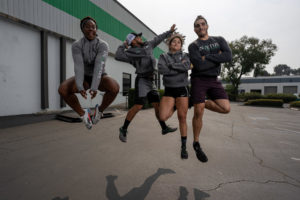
[127,88,164,109]
[225,85,236,101]
[264,93,297,103]
[238,92,263,102]
[290,101,300,108]
[244,99,283,107]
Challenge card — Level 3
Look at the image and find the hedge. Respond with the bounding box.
[128,88,164,109]
[238,93,297,103]
[290,101,300,108]
[244,99,283,107]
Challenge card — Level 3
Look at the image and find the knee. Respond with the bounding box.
[177,113,187,123]
[222,105,231,114]
[58,84,67,97]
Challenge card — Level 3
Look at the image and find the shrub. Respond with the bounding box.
[225,85,236,101]
[264,93,297,103]
[127,88,164,109]
[238,92,263,102]
[290,101,300,108]
[244,99,283,107]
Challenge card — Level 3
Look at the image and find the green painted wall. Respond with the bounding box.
[43,0,164,58]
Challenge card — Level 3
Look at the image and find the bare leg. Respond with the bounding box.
[125,104,143,121]
[192,103,205,142]
[158,96,175,121]
[58,77,88,116]
[98,75,120,112]
[176,97,188,137]
[205,99,230,114]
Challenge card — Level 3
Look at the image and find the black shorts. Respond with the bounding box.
[134,77,160,105]
[84,74,107,86]
[134,90,160,105]
[164,86,189,98]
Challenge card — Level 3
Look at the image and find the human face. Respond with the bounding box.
[83,20,97,40]
[194,19,208,39]
[169,37,182,53]
[131,36,143,47]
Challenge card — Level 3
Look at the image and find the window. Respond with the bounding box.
[250,89,262,94]
[283,86,297,94]
[264,86,277,95]
[122,73,131,96]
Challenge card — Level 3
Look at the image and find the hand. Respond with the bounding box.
[218,50,222,54]
[80,90,87,99]
[89,90,97,99]
[124,40,129,49]
[201,56,205,61]
[170,24,176,32]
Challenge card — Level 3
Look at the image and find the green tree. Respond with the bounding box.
[291,67,300,75]
[273,64,291,76]
[221,36,277,99]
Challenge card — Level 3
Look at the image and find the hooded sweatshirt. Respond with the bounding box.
[115,30,173,77]
[72,37,108,91]
[158,51,190,88]
[188,36,232,77]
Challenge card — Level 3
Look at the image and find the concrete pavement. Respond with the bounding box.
[0,103,300,200]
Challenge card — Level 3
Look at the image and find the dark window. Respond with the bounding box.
[264,86,277,95]
[122,73,131,96]
[250,89,262,94]
[283,86,297,94]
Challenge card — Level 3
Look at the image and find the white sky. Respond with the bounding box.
[117,0,300,73]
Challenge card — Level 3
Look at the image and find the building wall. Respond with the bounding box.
[0,0,168,116]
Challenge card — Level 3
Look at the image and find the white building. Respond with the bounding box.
[235,76,300,95]
[0,0,168,116]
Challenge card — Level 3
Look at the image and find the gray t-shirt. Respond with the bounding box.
[72,37,108,91]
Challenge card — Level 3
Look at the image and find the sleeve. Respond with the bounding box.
[158,54,179,76]
[72,43,85,91]
[169,53,191,72]
[188,43,218,72]
[148,30,172,48]
[205,37,232,63]
[115,44,131,63]
[90,42,109,91]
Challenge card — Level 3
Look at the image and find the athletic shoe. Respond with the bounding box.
[193,142,208,162]
[181,145,188,159]
[92,104,102,124]
[162,126,177,135]
[81,109,92,130]
[119,127,127,142]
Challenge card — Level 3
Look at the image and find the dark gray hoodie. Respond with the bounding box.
[115,30,172,77]
[158,51,190,88]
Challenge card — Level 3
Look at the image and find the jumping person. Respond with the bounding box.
[158,34,191,159]
[58,16,119,130]
[188,15,232,162]
[115,25,178,142]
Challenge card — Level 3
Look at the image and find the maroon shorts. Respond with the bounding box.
[191,76,228,104]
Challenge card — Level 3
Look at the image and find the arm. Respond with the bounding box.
[169,54,191,72]
[148,24,176,48]
[158,54,179,76]
[115,43,131,63]
[72,43,85,92]
[188,43,218,72]
[205,37,232,63]
[90,42,109,92]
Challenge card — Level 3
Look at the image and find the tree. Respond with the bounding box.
[291,67,300,75]
[273,64,291,76]
[221,36,277,99]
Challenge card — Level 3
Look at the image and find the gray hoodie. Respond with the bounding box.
[115,30,172,77]
[158,51,190,88]
[72,37,108,91]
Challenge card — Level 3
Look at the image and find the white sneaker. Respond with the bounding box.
[92,104,103,124]
[81,109,92,130]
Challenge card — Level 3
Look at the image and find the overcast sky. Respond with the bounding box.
[117,0,300,73]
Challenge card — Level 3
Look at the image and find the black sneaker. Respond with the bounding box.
[181,146,188,159]
[119,127,127,143]
[162,126,177,135]
[193,142,208,162]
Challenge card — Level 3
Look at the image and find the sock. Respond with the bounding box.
[193,141,200,150]
[122,119,130,130]
[159,121,167,130]
[181,136,187,147]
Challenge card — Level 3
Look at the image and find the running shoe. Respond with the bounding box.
[162,126,177,135]
[181,145,188,159]
[92,104,102,124]
[119,127,127,142]
[82,109,93,130]
[193,142,208,162]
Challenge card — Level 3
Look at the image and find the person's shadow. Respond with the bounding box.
[106,168,175,200]
[178,186,210,200]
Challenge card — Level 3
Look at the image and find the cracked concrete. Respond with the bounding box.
[0,103,300,199]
